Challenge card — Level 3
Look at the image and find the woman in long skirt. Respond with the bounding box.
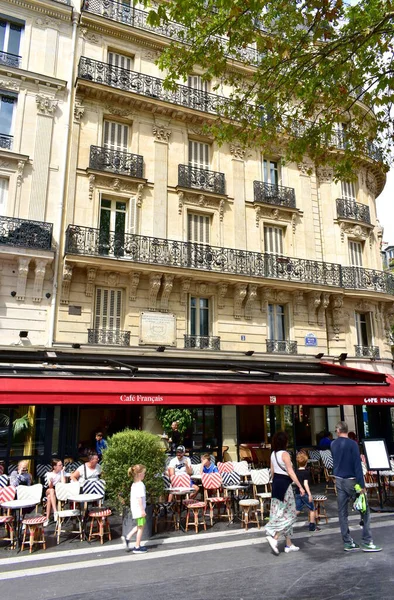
[265,431,305,555]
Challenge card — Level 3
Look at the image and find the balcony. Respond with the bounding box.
[88,328,130,346]
[65,225,394,294]
[184,335,221,350]
[89,145,144,178]
[336,198,371,225]
[253,181,296,209]
[0,51,21,68]
[0,216,53,251]
[0,134,13,150]
[354,345,380,359]
[78,57,230,118]
[266,340,298,354]
[178,164,225,195]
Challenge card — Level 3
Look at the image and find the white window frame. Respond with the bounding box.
[348,240,363,267]
[188,140,210,169]
[188,75,208,93]
[0,92,17,136]
[0,19,23,56]
[189,295,211,338]
[264,225,284,255]
[341,180,356,201]
[94,287,123,332]
[187,211,210,245]
[262,158,280,186]
[108,51,132,70]
[0,177,8,213]
[103,120,129,152]
[355,312,373,348]
[267,303,288,341]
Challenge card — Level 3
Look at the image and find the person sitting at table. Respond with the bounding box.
[318,431,333,450]
[200,453,218,474]
[10,460,32,487]
[44,458,66,527]
[71,452,101,486]
[168,446,199,499]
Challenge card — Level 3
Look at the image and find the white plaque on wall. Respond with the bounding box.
[139,312,176,346]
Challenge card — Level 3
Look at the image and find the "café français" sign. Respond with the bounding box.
[120,394,164,403]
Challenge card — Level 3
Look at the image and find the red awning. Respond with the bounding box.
[1,376,394,406]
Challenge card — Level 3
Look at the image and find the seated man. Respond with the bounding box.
[318,431,333,450]
[200,453,218,474]
[71,451,101,486]
[168,446,199,498]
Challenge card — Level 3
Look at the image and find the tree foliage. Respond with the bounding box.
[156,407,194,436]
[144,0,394,179]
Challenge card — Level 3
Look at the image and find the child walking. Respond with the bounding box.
[122,464,148,554]
[295,452,320,532]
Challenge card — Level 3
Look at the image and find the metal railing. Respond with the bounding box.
[341,266,394,294]
[89,145,144,178]
[266,340,298,354]
[0,51,21,68]
[354,345,380,359]
[87,328,130,346]
[0,134,13,150]
[184,335,221,350]
[0,216,53,250]
[253,181,296,208]
[336,198,371,224]
[178,164,225,195]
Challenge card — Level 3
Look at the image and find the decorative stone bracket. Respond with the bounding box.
[86,268,97,297]
[129,271,140,302]
[61,262,73,305]
[307,291,321,325]
[330,293,344,340]
[16,257,30,301]
[149,273,162,310]
[180,278,191,306]
[32,260,48,303]
[160,274,174,312]
[317,292,330,326]
[293,290,304,316]
[383,302,394,341]
[245,284,257,320]
[217,282,228,308]
[234,283,247,319]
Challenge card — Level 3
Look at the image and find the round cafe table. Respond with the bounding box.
[68,493,104,541]
[0,499,38,550]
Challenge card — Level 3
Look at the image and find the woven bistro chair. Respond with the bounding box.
[319,450,337,495]
[54,482,82,544]
[250,469,272,522]
[0,485,16,548]
[217,461,235,474]
[201,472,231,526]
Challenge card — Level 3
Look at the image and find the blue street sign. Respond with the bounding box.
[305,332,318,347]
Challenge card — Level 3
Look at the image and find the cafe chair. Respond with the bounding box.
[239,446,254,468]
[190,455,201,465]
[0,475,9,488]
[201,473,231,526]
[250,468,272,522]
[238,498,260,530]
[312,494,328,524]
[21,515,46,553]
[217,461,234,474]
[54,482,82,544]
[184,499,207,533]
[319,451,337,495]
[0,486,16,548]
[17,483,43,512]
[170,473,192,489]
[82,480,106,507]
[361,462,379,500]
[88,507,112,544]
[308,450,322,484]
[233,461,250,482]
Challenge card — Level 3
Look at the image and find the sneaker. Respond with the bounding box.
[344,541,360,552]
[362,542,382,552]
[121,536,131,552]
[266,535,279,555]
[132,546,148,554]
[309,525,321,532]
[43,519,49,527]
[284,544,300,553]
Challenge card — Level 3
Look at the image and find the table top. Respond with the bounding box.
[223,485,248,491]
[166,487,195,494]
[1,500,38,509]
[68,493,104,503]
[191,474,202,480]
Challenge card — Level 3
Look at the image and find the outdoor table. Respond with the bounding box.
[166,487,195,530]
[1,499,38,550]
[68,493,104,541]
[223,485,248,523]
[191,473,202,482]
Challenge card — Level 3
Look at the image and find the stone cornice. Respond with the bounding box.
[0,65,67,91]
[7,0,72,21]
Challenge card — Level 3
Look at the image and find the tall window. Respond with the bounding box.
[103,120,128,152]
[108,51,132,70]
[0,93,16,137]
[268,304,286,340]
[263,159,279,185]
[94,287,123,332]
[188,75,208,93]
[0,20,23,57]
[355,312,372,347]
[264,225,283,254]
[190,296,210,337]
[348,240,363,266]
[187,212,210,244]
[188,140,210,169]
[99,197,129,256]
[0,177,8,213]
[341,180,356,201]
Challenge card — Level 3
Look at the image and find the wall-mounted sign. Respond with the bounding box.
[139,312,176,346]
[305,332,318,347]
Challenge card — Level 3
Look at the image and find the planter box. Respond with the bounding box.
[122,504,153,541]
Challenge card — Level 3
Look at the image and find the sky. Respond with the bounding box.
[376,169,394,247]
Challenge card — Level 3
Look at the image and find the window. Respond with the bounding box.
[0,93,16,138]
[0,19,23,57]
[355,312,372,347]
[99,197,134,256]
[190,296,210,337]
[187,212,210,244]
[0,177,8,213]
[187,75,209,111]
[103,120,128,152]
[348,240,363,266]
[94,287,123,332]
[264,225,283,254]
[263,159,279,186]
[268,304,286,341]
[108,51,132,70]
[188,75,208,93]
[188,140,210,169]
[341,180,356,201]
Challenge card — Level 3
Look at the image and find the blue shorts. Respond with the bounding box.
[295,493,315,512]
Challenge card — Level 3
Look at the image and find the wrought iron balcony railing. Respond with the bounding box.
[0,51,21,68]
[78,57,230,117]
[0,133,13,150]
[354,345,380,359]
[266,340,298,354]
[184,335,221,350]
[81,0,261,65]
[336,198,371,224]
[253,181,296,209]
[65,225,394,294]
[0,216,53,250]
[178,164,225,195]
[88,328,130,346]
[89,145,144,178]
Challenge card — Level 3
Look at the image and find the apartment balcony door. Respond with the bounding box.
[99,198,127,257]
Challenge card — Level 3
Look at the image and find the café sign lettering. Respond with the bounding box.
[364,397,394,404]
[120,394,164,403]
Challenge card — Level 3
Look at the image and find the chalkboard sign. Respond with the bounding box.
[363,439,390,471]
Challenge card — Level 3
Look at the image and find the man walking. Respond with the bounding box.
[331,421,382,552]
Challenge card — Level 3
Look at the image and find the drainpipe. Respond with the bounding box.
[47,10,79,347]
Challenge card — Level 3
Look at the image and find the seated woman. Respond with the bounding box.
[9,460,32,487]
[71,451,101,486]
[44,458,65,526]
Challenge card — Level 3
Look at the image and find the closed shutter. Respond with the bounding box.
[188,75,208,93]
[0,177,8,213]
[264,226,283,254]
[187,212,210,244]
[95,288,122,331]
[103,120,128,151]
[129,196,137,234]
[188,141,209,168]
[349,240,363,266]
[108,52,132,70]
[341,181,356,200]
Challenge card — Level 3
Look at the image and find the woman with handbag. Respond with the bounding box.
[265,431,305,555]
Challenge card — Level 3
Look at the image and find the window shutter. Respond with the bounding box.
[108,52,132,71]
[188,213,210,244]
[188,75,208,93]
[349,240,363,266]
[0,177,8,212]
[103,120,128,151]
[264,226,283,254]
[129,196,137,234]
[188,141,209,168]
[341,181,356,200]
[95,287,123,331]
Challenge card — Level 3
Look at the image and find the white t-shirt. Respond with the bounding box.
[168,456,191,473]
[271,450,288,475]
[130,481,146,519]
[47,470,64,487]
[75,463,102,484]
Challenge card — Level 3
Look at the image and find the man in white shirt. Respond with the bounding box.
[71,452,102,485]
[168,446,199,498]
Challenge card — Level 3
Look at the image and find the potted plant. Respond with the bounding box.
[101,429,166,539]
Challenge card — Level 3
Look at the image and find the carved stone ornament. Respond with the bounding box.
[178,191,184,215]
[136,184,144,208]
[180,278,191,306]
[292,290,304,316]
[16,161,26,187]
[254,205,261,228]
[230,144,246,160]
[161,274,174,312]
[260,287,272,312]
[177,191,225,215]
[217,282,228,309]
[234,283,247,319]
[142,49,161,62]
[384,303,394,341]
[16,257,30,301]
[33,260,47,303]
[35,16,58,29]
[356,299,373,312]
[36,95,58,116]
[369,230,374,250]
[0,78,20,92]
[80,28,102,44]
[340,222,368,242]
[366,170,377,195]
[105,272,119,288]
[105,105,134,118]
[219,199,225,222]
[245,284,257,320]
[74,100,85,123]
[61,263,73,305]
[297,161,314,176]
[152,125,171,143]
[129,272,140,302]
[88,175,95,202]
[316,166,334,184]
[85,267,97,297]
[307,291,321,326]
[149,273,162,310]
[330,293,344,339]
[317,292,330,326]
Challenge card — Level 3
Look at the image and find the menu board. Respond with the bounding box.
[363,439,390,471]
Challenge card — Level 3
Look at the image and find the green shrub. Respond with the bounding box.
[101,429,166,511]
[156,407,194,436]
